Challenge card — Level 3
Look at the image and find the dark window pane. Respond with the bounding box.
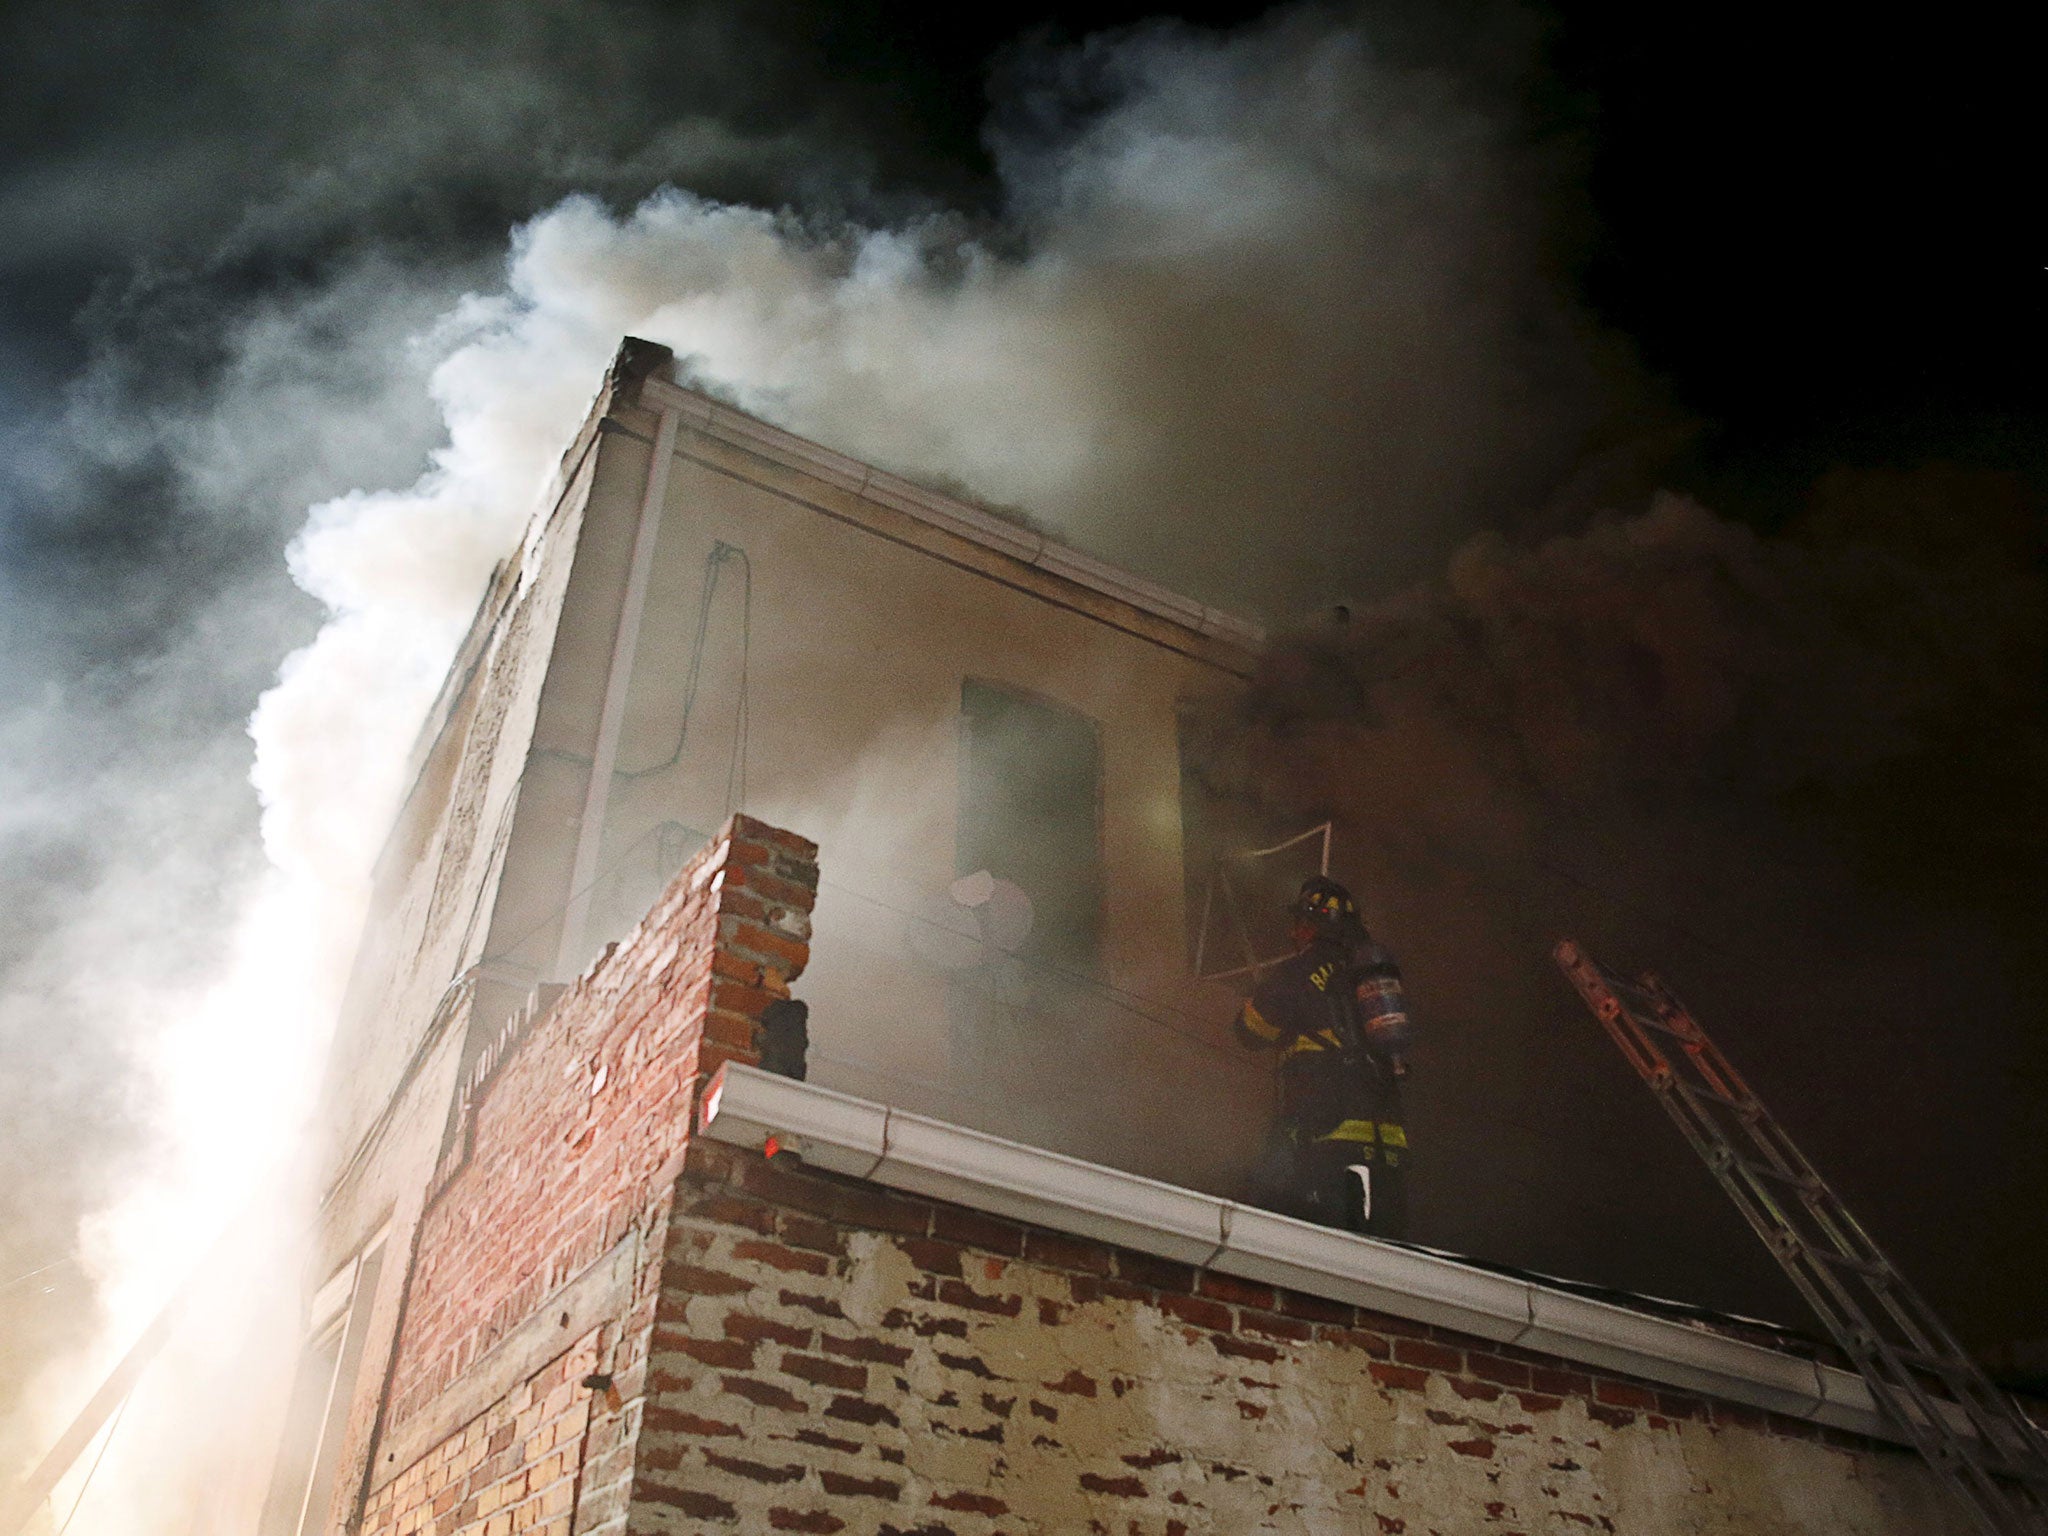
[958,680,1103,972]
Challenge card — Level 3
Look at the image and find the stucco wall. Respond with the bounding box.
[526,387,1260,1199]
[635,1141,1949,1536]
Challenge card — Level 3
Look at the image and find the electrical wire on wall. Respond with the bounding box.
[723,544,751,818]
[618,540,752,818]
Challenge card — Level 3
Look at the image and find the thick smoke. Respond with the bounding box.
[1,8,1618,1523]
[1185,476,2045,1341]
[7,0,2034,1526]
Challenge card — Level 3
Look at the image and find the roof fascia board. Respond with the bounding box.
[637,376,1264,653]
[698,1064,1901,1444]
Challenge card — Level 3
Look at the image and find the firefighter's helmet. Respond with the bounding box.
[1291,876,1362,936]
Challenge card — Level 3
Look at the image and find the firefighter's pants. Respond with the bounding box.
[1252,1119,1409,1240]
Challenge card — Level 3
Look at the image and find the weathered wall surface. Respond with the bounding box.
[366,815,816,1515]
[536,380,1260,1201]
[638,1140,1950,1536]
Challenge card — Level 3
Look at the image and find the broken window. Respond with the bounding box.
[957,680,1103,974]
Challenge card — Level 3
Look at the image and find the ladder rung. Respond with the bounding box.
[1949,1450,2048,1489]
[1885,1346,1983,1379]
[1665,1077,1756,1113]
[1614,999,1691,1035]
[1979,1453,2048,1488]
[1719,1150,1820,1191]
[1796,1245,1894,1281]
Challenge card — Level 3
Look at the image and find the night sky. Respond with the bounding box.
[0,0,2041,1446]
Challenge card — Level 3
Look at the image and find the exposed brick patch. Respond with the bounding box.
[1157,1291,1234,1333]
[1277,1289,1355,1327]
[932,1207,1025,1256]
[1594,1378,1658,1412]
[1080,1472,1148,1497]
[737,1158,931,1238]
[1024,1228,1116,1274]
[936,1278,1023,1316]
[1530,1365,1595,1398]
[1237,1309,1314,1344]
[669,1263,756,1297]
[898,1236,966,1276]
[1196,1272,1276,1310]
[822,1332,913,1366]
[703,1450,806,1484]
[931,1489,1008,1515]
[641,1483,739,1519]
[733,1237,834,1276]
[1450,1377,1504,1403]
[1115,1251,1194,1293]
[644,1406,743,1438]
[778,1288,848,1320]
[1213,1332,1281,1364]
[726,1311,813,1349]
[669,1334,755,1369]
[1393,1337,1464,1373]
[825,1395,901,1427]
[723,1375,806,1412]
[1467,1352,1533,1390]
[783,1351,867,1391]
[769,1510,845,1533]
[819,1470,902,1499]
[1370,1362,1432,1393]
[1323,1325,1393,1359]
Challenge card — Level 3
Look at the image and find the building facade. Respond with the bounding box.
[256,341,1955,1535]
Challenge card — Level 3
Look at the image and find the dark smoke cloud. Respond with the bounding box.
[0,0,2035,1510]
[1184,467,2046,1346]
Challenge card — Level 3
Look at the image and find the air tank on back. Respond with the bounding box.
[1354,940,1414,1056]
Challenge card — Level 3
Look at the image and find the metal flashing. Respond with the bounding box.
[698,1063,1904,1445]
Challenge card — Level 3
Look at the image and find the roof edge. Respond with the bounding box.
[632,369,1265,654]
[699,1062,1920,1446]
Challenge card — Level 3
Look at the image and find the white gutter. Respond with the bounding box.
[639,377,1265,653]
[699,1064,1906,1445]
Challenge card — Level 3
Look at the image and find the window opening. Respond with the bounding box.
[258,1240,385,1536]
[957,680,1104,974]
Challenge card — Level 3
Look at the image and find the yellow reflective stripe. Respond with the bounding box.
[1318,1119,1379,1144]
[1238,1002,1281,1043]
[1378,1123,1408,1149]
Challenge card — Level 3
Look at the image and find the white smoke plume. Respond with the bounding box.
[3,9,1630,1529]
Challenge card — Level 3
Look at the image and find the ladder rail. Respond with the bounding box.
[1554,940,2048,1536]
[1642,976,2019,1398]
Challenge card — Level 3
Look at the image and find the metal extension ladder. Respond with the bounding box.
[1554,940,2048,1536]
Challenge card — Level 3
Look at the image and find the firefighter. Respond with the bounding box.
[1233,876,1414,1238]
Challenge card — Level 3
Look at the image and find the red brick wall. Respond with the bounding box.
[382,815,817,1436]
